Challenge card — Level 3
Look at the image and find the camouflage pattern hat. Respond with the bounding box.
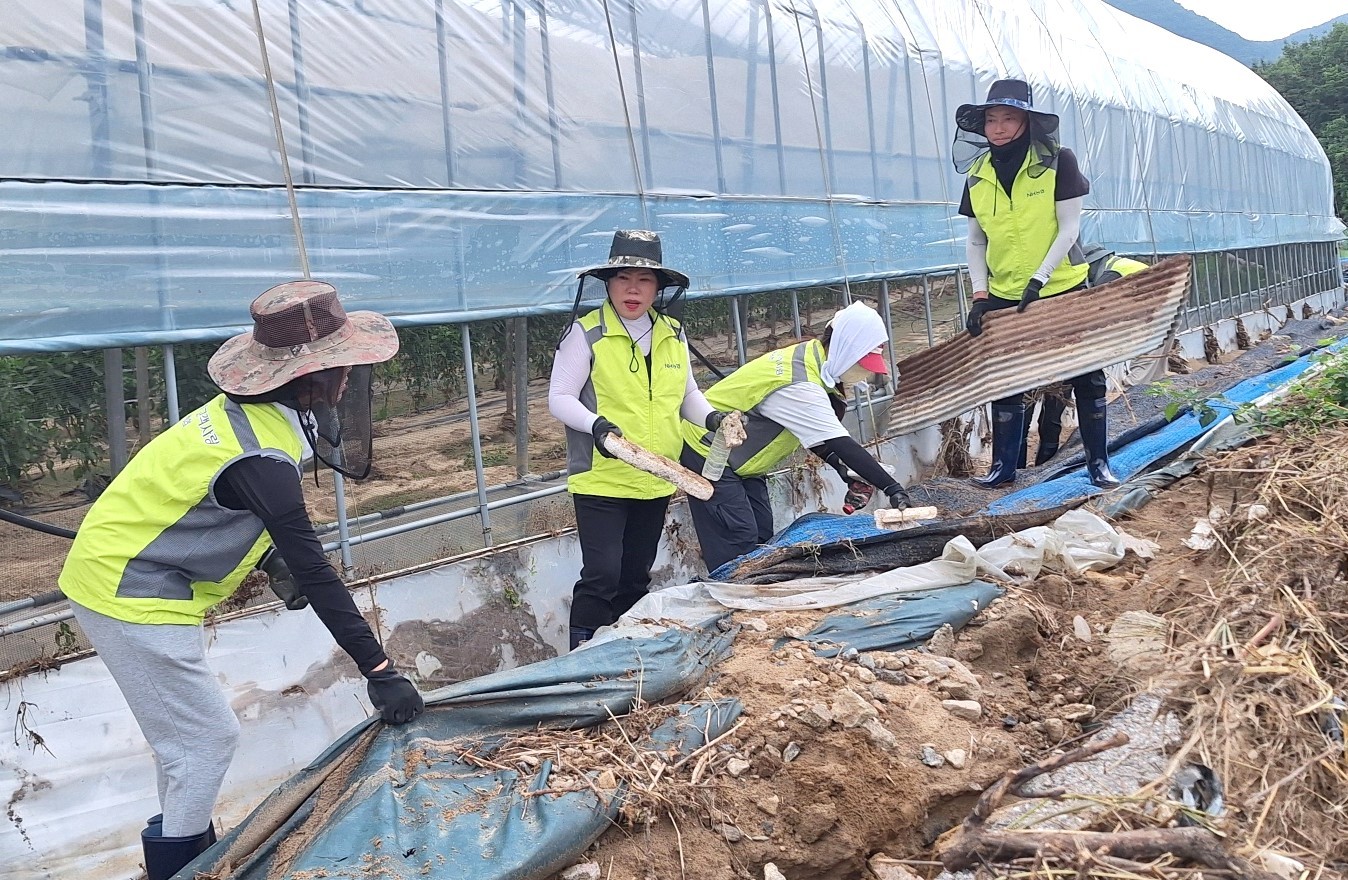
[578,229,690,290]
[208,280,400,395]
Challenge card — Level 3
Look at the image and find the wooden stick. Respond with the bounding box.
[602,434,714,500]
[667,719,748,772]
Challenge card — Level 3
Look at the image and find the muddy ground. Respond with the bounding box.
[540,436,1334,880]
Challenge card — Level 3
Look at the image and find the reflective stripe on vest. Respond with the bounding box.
[59,396,303,625]
[967,146,1089,300]
[565,302,689,499]
[682,340,831,478]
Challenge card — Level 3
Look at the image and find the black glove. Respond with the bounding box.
[257,546,308,611]
[1017,278,1044,313]
[366,665,425,725]
[591,416,622,459]
[705,410,727,433]
[842,480,874,515]
[885,484,912,510]
[966,299,992,337]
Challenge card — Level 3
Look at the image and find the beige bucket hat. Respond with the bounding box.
[207,280,400,396]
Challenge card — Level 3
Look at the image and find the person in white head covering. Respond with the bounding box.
[680,301,911,572]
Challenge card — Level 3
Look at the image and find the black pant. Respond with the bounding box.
[680,445,774,573]
[570,493,671,630]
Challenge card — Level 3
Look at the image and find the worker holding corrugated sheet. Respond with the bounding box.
[953,78,1120,489]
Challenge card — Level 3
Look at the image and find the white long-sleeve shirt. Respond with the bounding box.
[547,314,714,434]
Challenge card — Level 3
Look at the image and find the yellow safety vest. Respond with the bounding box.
[682,340,835,478]
[566,302,689,499]
[967,146,1090,300]
[60,395,303,625]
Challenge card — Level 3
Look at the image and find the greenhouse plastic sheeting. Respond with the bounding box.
[984,336,1348,516]
[183,626,737,880]
[3,0,1343,352]
[789,582,1004,656]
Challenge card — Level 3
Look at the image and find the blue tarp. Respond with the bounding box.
[790,582,1005,657]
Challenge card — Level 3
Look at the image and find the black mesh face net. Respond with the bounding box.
[952,112,1061,175]
[301,364,376,480]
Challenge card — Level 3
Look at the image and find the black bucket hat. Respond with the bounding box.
[955,78,1060,137]
[578,229,689,290]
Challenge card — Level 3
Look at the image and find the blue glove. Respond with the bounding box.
[1017,278,1045,313]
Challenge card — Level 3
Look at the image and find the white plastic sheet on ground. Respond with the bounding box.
[607,511,1141,634]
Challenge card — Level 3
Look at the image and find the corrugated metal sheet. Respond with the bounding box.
[887,256,1192,437]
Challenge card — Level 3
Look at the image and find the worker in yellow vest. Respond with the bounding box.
[680,302,912,572]
[548,231,721,650]
[953,78,1119,489]
[59,282,424,880]
[1028,245,1152,465]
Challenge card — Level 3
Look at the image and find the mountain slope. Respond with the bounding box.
[1103,0,1348,64]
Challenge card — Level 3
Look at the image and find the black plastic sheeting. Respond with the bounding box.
[788,582,1005,657]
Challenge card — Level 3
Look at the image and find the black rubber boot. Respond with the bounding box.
[1078,410,1120,488]
[142,821,216,880]
[972,403,1025,489]
[1035,394,1067,466]
[569,627,596,651]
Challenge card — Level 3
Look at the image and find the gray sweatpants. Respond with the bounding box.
[70,602,240,837]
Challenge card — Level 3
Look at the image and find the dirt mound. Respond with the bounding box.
[551,564,1158,880]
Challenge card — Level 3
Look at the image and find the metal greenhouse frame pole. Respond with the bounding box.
[461,324,494,546]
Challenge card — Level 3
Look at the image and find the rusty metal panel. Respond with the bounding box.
[887,256,1192,437]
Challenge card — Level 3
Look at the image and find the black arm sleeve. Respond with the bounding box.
[957,180,974,217]
[809,436,901,494]
[216,456,389,676]
[1053,148,1091,200]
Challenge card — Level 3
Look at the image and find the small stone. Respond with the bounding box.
[855,666,877,683]
[1001,715,1019,729]
[1061,703,1096,722]
[937,678,979,701]
[742,617,769,632]
[858,653,877,670]
[560,864,601,880]
[831,687,879,728]
[862,718,897,749]
[726,758,752,778]
[756,794,781,816]
[764,863,788,880]
[941,699,982,721]
[798,702,833,730]
[782,742,802,762]
[927,623,957,657]
[920,744,945,767]
[840,647,859,660]
[944,748,968,769]
[869,854,925,880]
[596,769,617,792]
[876,669,908,686]
[716,823,743,843]
[1073,616,1093,643]
[1043,718,1067,741]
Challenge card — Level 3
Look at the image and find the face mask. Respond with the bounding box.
[841,362,875,387]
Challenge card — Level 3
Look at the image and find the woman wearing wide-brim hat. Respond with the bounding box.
[59,281,425,880]
[954,77,1119,490]
[548,230,722,650]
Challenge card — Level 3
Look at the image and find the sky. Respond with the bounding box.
[1176,0,1348,40]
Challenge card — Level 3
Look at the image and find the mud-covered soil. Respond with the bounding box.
[550,513,1194,880]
